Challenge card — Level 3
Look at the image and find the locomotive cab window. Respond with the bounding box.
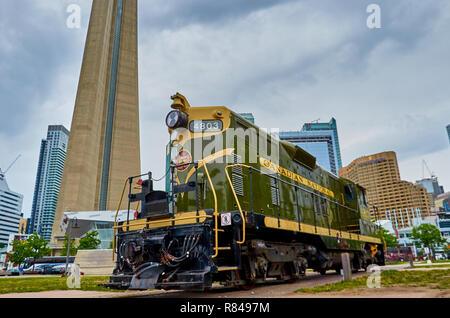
[344,184,355,201]
[362,190,368,206]
[320,197,328,216]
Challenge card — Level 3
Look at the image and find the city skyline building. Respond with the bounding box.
[18,218,28,235]
[447,124,450,143]
[279,118,342,175]
[339,151,433,229]
[51,0,141,246]
[0,171,23,247]
[301,118,342,170]
[415,177,444,199]
[29,125,69,241]
[435,192,450,212]
[239,113,255,124]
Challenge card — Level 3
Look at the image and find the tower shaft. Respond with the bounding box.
[51,0,140,244]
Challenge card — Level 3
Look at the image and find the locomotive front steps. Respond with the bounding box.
[217,266,239,272]
[216,246,231,251]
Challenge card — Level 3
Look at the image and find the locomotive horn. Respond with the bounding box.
[171,92,191,113]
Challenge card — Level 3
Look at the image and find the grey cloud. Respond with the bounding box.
[139,0,297,30]
[2,0,450,216]
[0,0,90,137]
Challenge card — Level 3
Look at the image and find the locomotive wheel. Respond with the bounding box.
[235,269,256,290]
[239,281,256,290]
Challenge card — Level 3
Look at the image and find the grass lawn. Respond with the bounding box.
[0,276,123,294]
[295,269,450,293]
[386,261,408,265]
[415,260,450,264]
[406,264,450,269]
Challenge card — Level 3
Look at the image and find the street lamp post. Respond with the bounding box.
[64,218,79,276]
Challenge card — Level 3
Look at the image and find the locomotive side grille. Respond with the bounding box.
[270,177,279,206]
[231,153,243,174]
[231,153,244,196]
[232,174,244,196]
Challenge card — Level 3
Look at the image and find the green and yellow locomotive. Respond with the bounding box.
[106,93,384,291]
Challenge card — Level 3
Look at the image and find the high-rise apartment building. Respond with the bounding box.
[0,171,23,246]
[339,151,432,229]
[29,125,69,241]
[51,0,141,245]
[279,118,342,175]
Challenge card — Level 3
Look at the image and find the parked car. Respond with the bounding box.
[43,264,61,274]
[24,263,66,275]
[24,264,49,274]
[51,263,73,274]
[4,268,20,276]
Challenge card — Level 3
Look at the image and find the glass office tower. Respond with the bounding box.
[279,118,342,175]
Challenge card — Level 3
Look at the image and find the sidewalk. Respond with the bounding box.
[0,289,160,298]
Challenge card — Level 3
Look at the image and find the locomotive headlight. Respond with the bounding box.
[166,110,188,129]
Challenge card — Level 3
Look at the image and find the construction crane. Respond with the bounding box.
[0,154,21,176]
[422,159,436,179]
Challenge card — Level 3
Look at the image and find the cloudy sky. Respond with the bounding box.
[1,0,449,219]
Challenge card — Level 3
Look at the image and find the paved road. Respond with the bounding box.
[1,263,448,298]
[0,269,368,298]
[0,274,61,278]
[126,262,450,298]
[128,270,370,298]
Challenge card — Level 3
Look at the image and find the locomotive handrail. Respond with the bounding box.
[224,164,249,245]
[113,214,213,229]
[225,163,359,213]
[200,160,221,258]
[171,159,223,258]
[224,163,361,236]
[112,172,155,261]
[112,178,129,261]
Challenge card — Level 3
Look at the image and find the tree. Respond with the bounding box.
[410,224,447,260]
[7,233,50,267]
[26,233,51,260]
[78,230,101,250]
[61,235,78,256]
[7,239,29,266]
[377,227,398,248]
